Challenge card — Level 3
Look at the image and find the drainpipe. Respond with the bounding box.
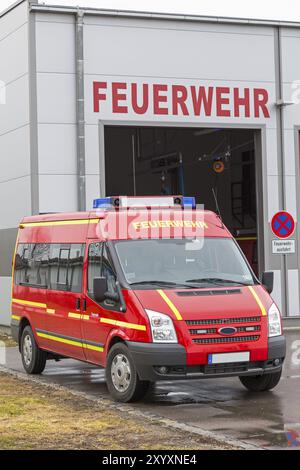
[275,26,287,316]
[75,10,86,211]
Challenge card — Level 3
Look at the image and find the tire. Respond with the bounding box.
[239,370,282,392]
[21,326,47,374]
[106,343,150,402]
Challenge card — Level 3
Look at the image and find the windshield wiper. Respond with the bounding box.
[129,280,197,288]
[185,277,249,287]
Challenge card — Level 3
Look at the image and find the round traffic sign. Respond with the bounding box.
[271,211,295,239]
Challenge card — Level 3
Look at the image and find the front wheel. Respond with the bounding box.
[21,326,47,374]
[239,370,282,392]
[106,343,150,402]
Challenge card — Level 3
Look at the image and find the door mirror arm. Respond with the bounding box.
[116,281,127,312]
[261,271,274,294]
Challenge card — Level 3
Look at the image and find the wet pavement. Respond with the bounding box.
[4,329,300,450]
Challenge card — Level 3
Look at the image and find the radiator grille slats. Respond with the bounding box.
[193,335,260,344]
[186,316,261,326]
[186,316,262,345]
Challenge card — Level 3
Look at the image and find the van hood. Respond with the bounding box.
[133,285,272,321]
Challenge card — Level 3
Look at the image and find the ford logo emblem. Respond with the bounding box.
[218,326,237,335]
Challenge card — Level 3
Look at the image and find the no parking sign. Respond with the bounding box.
[271,211,296,254]
[271,211,295,238]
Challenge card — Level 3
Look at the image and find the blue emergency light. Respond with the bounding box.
[93,196,196,209]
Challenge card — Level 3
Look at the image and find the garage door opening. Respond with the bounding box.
[104,126,262,276]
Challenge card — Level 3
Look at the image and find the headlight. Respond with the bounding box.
[145,310,178,343]
[268,303,282,337]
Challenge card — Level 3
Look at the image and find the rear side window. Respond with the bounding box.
[15,243,85,292]
[15,244,49,288]
[49,244,85,292]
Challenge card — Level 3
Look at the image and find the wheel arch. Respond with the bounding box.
[18,317,31,351]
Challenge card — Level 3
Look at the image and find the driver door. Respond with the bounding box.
[82,241,119,365]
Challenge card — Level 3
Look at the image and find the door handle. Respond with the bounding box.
[82,299,86,312]
[76,298,81,310]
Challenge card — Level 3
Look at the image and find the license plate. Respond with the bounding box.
[208,351,250,364]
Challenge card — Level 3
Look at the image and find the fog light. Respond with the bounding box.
[274,358,280,366]
[158,366,168,374]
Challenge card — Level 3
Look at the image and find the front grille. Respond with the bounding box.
[189,325,260,335]
[204,362,249,374]
[193,335,259,344]
[186,316,261,326]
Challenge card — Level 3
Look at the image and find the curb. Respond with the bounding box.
[0,365,262,450]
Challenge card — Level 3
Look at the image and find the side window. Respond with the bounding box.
[14,244,30,285]
[57,247,70,287]
[14,244,49,287]
[15,243,84,292]
[102,244,117,295]
[87,242,102,294]
[88,243,116,297]
[49,244,84,292]
[68,245,85,293]
[30,244,49,287]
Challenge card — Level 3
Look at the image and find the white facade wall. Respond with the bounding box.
[0,1,30,326]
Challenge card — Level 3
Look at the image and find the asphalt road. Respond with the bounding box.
[4,329,300,450]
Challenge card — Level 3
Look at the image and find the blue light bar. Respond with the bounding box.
[183,196,196,208]
[93,195,196,209]
[93,197,113,209]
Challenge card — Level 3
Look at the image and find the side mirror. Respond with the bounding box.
[261,271,274,294]
[93,277,108,302]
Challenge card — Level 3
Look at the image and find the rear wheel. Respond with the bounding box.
[21,326,47,374]
[106,343,150,402]
[239,370,282,392]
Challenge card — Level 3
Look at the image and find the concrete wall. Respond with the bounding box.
[0,1,30,326]
[35,12,78,213]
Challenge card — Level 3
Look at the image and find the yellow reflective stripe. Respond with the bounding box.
[12,298,47,309]
[82,343,103,352]
[36,332,104,352]
[68,312,81,319]
[156,289,183,321]
[11,315,21,321]
[68,312,90,321]
[37,332,82,348]
[46,309,55,314]
[100,317,147,331]
[20,218,99,228]
[248,286,267,316]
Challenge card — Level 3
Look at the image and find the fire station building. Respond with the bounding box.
[1,0,300,325]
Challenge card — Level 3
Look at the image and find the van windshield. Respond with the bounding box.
[114,238,255,289]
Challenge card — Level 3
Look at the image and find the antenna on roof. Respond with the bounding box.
[212,187,224,228]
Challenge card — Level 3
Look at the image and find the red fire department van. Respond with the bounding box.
[11,196,285,402]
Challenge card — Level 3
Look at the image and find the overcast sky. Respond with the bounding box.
[1,0,300,22]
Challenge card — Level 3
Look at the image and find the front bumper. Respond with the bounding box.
[127,335,286,381]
